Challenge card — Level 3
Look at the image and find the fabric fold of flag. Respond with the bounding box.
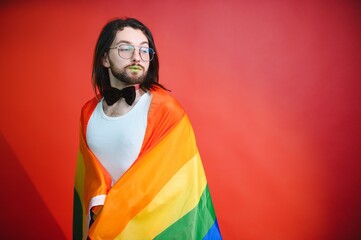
[73,87,222,240]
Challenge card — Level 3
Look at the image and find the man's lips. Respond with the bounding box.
[128,65,142,72]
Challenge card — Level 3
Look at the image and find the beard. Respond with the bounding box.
[109,63,147,85]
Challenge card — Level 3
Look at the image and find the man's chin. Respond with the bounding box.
[117,76,144,85]
[111,69,146,85]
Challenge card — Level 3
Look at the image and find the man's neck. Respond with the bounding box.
[102,88,144,117]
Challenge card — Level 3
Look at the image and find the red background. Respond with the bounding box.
[1,0,361,239]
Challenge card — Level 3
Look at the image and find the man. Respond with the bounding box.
[73,18,222,240]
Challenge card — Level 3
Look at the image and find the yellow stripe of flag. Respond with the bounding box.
[75,151,87,236]
[116,152,207,239]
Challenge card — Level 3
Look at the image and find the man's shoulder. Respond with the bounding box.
[150,86,183,111]
[82,96,99,109]
[80,96,100,122]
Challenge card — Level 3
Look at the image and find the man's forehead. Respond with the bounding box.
[114,27,148,45]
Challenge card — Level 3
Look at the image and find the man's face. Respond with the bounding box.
[103,27,151,86]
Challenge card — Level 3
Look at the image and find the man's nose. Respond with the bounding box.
[132,49,141,62]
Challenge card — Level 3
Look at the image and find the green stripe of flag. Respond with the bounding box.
[73,188,83,240]
[154,185,216,240]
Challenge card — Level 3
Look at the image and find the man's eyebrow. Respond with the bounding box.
[115,40,149,46]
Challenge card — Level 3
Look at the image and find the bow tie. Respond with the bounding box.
[103,86,136,106]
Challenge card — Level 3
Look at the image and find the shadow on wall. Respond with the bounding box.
[0,133,66,240]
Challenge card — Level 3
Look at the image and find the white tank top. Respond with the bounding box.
[86,92,152,185]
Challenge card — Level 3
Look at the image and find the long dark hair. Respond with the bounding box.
[92,17,166,97]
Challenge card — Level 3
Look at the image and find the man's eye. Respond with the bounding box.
[140,48,149,54]
[119,45,133,52]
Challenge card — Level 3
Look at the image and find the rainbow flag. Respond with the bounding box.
[73,87,222,239]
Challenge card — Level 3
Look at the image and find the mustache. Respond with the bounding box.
[126,64,143,69]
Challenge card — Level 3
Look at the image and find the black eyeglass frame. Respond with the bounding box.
[109,44,156,62]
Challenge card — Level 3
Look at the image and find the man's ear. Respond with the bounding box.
[102,53,110,68]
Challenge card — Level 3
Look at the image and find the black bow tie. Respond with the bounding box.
[103,86,136,106]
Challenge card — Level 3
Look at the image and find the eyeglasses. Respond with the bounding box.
[109,44,155,62]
